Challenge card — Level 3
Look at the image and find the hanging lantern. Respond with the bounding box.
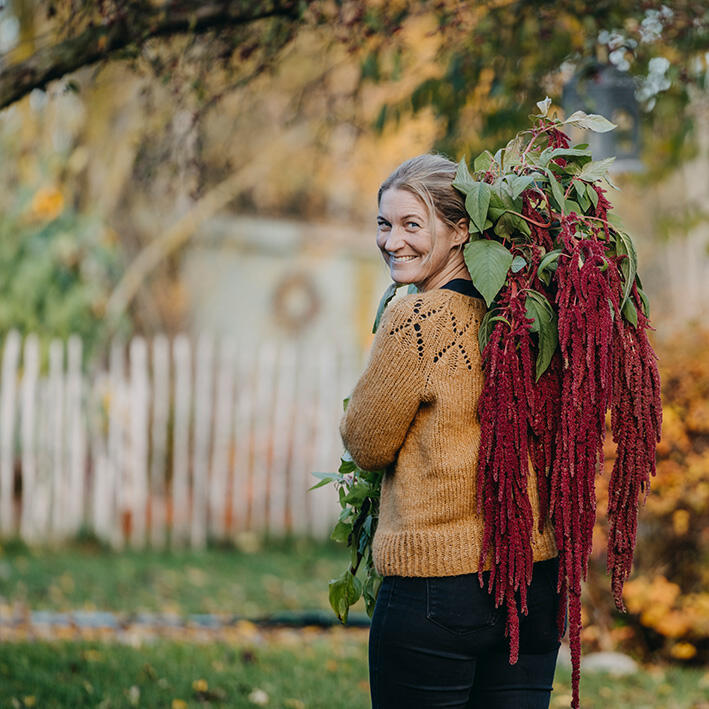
[562,60,644,173]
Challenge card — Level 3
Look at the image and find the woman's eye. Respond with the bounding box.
[406,221,420,229]
[377,221,390,229]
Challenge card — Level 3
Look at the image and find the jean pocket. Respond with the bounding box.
[425,575,499,636]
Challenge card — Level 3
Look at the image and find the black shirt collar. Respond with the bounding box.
[439,278,485,302]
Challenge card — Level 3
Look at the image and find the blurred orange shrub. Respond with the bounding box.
[585,327,709,663]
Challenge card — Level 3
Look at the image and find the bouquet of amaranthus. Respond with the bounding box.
[311,97,662,709]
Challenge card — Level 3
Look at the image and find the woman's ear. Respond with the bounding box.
[452,218,469,247]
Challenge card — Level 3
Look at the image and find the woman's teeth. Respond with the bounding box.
[391,255,417,262]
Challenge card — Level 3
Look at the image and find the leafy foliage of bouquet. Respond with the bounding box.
[311,97,662,709]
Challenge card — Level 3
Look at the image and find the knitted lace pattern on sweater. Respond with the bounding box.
[339,287,558,577]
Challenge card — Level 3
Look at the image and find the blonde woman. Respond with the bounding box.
[339,154,564,709]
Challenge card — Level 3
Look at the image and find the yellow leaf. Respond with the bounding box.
[192,679,208,692]
[30,187,64,221]
[171,700,188,709]
[670,642,697,660]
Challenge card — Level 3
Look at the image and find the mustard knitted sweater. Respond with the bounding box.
[339,285,558,578]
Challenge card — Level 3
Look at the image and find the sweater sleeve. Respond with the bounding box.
[339,296,427,471]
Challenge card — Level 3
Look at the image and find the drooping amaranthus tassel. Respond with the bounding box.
[528,348,562,531]
[607,281,662,610]
[590,183,614,239]
[476,273,537,664]
[550,217,619,709]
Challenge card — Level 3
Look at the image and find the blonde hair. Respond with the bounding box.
[377,153,470,268]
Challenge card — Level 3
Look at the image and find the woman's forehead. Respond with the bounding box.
[378,188,427,217]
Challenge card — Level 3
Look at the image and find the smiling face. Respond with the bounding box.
[376,187,469,292]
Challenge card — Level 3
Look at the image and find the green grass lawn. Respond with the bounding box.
[1,636,707,708]
[0,533,351,617]
[1,534,708,708]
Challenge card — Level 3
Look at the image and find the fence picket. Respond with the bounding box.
[48,339,67,539]
[66,336,86,536]
[19,334,39,541]
[268,342,296,536]
[0,330,20,535]
[172,334,192,549]
[108,341,126,549]
[128,337,149,548]
[208,336,236,539]
[191,333,214,549]
[231,345,254,536]
[149,335,170,549]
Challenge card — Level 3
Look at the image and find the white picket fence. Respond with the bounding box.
[0,331,362,549]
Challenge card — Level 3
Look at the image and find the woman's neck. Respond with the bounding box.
[416,258,471,292]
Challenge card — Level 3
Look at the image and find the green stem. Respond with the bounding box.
[503,209,551,228]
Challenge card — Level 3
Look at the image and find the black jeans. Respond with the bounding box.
[369,556,565,709]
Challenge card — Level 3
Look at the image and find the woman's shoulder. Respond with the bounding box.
[387,288,486,319]
[378,288,484,341]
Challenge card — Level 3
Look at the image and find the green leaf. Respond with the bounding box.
[488,189,508,209]
[488,206,507,222]
[604,173,621,191]
[452,157,476,195]
[330,520,353,543]
[308,473,340,492]
[338,458,357,474]
[494,212,531,239]
[477,310,511,353]
[508,174,535,200]
[465,182,492,233]
[574,181,591,211]
[524,291,558,380]
[341,481,372,505]
[473,151,494,172]
[637,287,650,317]
[578,157,616,182]
[622,298,638,327]
[328,570,363,624]
[563,110,617,133]
[372,282,401,334]
[586,183,599,209]
[502,135,525,169]
[511,255,527,273]
[536,96,552,116]
[565,198,582,215]
[363,569,383,618]
[342,396,350,412]
[607,213,625,230]
[545,168,566,212]
[548,147,593,160]
[614,231,638,310]
[537,249,563,283]
[463,239,513,307]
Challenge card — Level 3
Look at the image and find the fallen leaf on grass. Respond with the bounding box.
[248,688,269,705]
[284,700,305,709]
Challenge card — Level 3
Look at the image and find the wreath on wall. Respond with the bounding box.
[271,270,320,332]
[310,97,662,709]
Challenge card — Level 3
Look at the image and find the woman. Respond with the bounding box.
[339,154,564,709]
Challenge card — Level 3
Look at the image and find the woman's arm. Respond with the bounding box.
[339,296,426,471]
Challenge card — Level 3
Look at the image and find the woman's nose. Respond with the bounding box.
[383,227,406,252]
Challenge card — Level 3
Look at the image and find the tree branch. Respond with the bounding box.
[0,0,307,110]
